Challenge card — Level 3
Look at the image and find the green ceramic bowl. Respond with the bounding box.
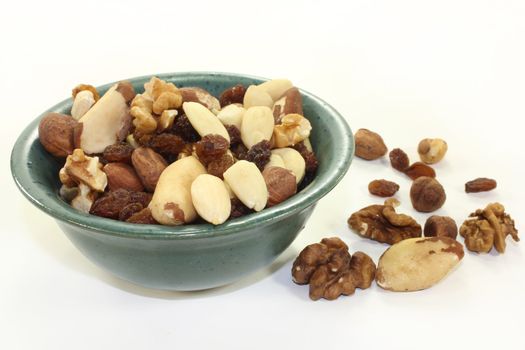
[11,72,353,291]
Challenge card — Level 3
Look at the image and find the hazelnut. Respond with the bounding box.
[410,177,446,213]
[424,216,458,239]
[417,138,447,164]
[354,128,387,160]
[38,113,79,157]
[263,166,297,207]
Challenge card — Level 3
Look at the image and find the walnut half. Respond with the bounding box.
[460,203,519,254]
[348,204,422,245]
[291,237,376,301]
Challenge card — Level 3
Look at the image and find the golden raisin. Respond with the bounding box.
[102,143,135,164]
[465,178,497,193]
[404,162,436,180]
[368,179,400,197]
[195,134,230,165]
[126,208,158,224]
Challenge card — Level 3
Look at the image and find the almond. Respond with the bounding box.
[190,174,231,225]
[240,106,274,148]
[376,237,464,292]
[243,85,273,109]
[182,102,230,142]
[223,160,268,211]
[271,148,306,184]
[103,162,144,192]
[258,79,293,101]
[131,147,168,192]
[216,104,245,129]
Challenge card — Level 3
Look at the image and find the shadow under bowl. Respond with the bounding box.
[11,72,354,291]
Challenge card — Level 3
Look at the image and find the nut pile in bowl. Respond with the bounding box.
[38,77,318,225]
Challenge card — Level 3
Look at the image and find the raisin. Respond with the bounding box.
[229,198,253,219]
[148,133,186,159]
[293,142,318,174]
[133,129,154,146]
[126,208,158,224]
[102,143,134,164]
[368,179,400,197]
[231,143,248,160]
[171,114,200,142]
[404,162,436,180]
[226,125,242,146]
[90,189,152,219]
[207,153,235,179]
[245,140,271,170]
[389,148,410,172]
[118,202,144,221]
[465,178,497,193]
[219,84,246,107]
[195,134,229,165]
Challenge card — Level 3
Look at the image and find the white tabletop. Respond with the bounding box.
[1,1,524,349]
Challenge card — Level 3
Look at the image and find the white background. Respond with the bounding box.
[1,1,524,349]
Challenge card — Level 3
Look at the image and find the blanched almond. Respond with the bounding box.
[258,79,293,101]
[240,106,274,148]
[376,237,464,292]
[182,102,230,142]
[223,160,268,211]
[264,153,286,170]
[271,148,306,184]
[243,85,273,109]
[216,104,245,129]
[191,174,231,225]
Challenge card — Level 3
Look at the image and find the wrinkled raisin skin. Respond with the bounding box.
[207,154,234,179]
[126,208,158,224]
[118,203,144,221]
[389,148,409,172]
[231,143,248,160]
[226,125,242,146]
[293,142,318,174]
[219,84,246,107]
[195,134,229,165]
[229,198,253,219]
[102,143,134,164]
[148,133,186,159]
[404,162,436,180]
[90,189,152,219]
[170,114,200,143]
[368,179,400,197]
[465,178,497,193]
[246,140,271,170]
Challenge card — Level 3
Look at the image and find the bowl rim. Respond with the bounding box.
[11,71,354,240]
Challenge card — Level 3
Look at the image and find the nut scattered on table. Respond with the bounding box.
[424,216,458,239]
[292,237,376,301]
[410,176,446,213]
[348,204,422,244]
[417,138,448,164]
[368,179,400,197]
[354,128,388,160]
[376,237,464,292]
[459,203,519,254]
[465,178,497,193]
[389,148,410,172]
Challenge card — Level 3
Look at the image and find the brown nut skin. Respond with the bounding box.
[38,113,79,157]
[179,87,220,112]
[389,148,409,172]
[354,128,388,160]
[131,147,168,192]
[103,163,144,192]
[424,216,458,239]
[465,178,497,193]
[272,87,303,123]
[404,162,436,180]
[368,179,400,197]
[262,166,297,207]
[410,177,446,213]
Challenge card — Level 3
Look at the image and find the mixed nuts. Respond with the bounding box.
[38,77,319,225]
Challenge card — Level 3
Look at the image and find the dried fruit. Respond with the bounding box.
[230,143,248,160]
[148,133,186,159]
[291,237,376,301]
[348,204,422,244]
[271,148,306,184]
[460,203,519,254]
[219,84,246,107]
[171,114,200,143]
[389,148,409,172]
[191,174,231,225]
[354,128,387,160]
[368,179,400,197]
[148,156,207,225]
[225,125,242,146]
[376,237,464,292]
[273,113,312,148]
[103,162,144,192]
[207,153,234,179]
[126,208,158,224]
[240,106,274,149]
[404,162,436,180]
[424,216,458,239]
[223,160,268,212]
[131,147,168,192]
[418,138,448,164]
[229,198,253,219]
[38,113,79,157]
[293,142,318,174]
[183,102,230,142]
[263,166,297,207]
[465,178,497,193]
[118,202,144,221]
[410,177,446,213]
[245,140,271,170]
[195,134,230,165]
[90,189,152,219]
[102,143,134,164]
